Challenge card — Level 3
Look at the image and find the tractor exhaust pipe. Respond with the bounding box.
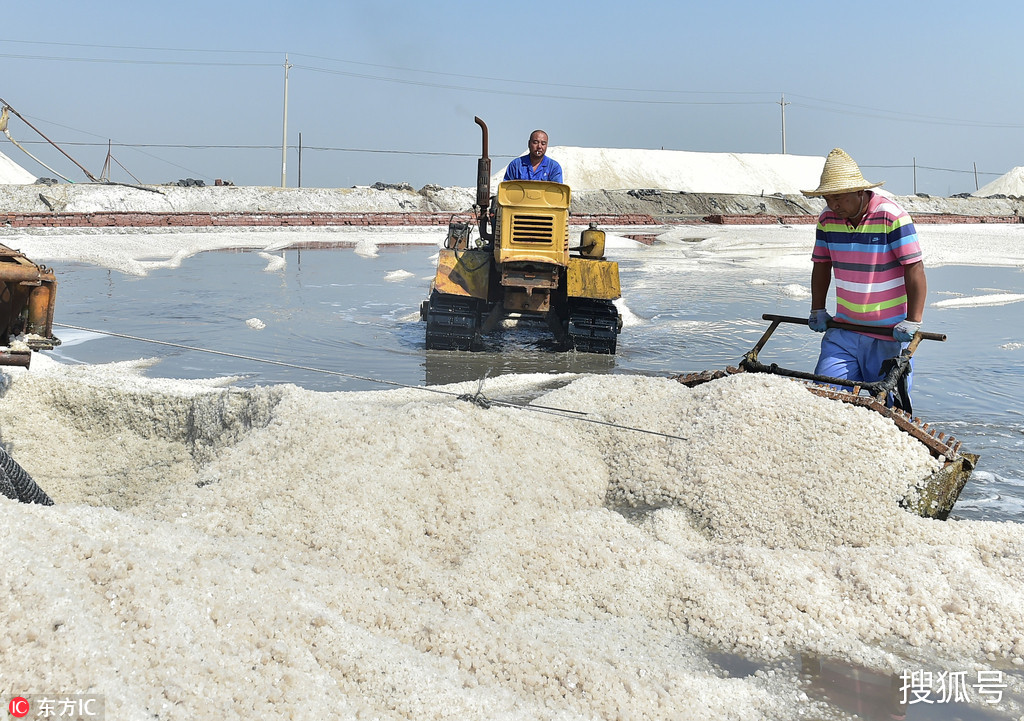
[474,116,490,207]
[474,116,494,241]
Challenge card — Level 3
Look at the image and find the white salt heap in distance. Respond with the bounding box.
[0,146,36,184]
[3,357,1024,720]
[974,166,1024,197]
[494,146,825,194]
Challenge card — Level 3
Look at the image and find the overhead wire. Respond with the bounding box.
[9,138,1003,179]
[287,51,773,97]
[2,38,1016,185]
[4,111,219,181]
[1,106,73,182]
[20,140,492,158]
[0,38,771,101]
[292,63,768,106]
[2,38,1018,127]
[5,39,1012,126]
[0,52,277,68]
[786,92,1024,130]
[0,38,276,56]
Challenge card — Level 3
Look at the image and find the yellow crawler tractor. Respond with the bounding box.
[421,117,622,353]
[0,243,60,368]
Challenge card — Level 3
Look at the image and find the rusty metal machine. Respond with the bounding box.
[0,243,60,367]
[674,314,977,520]
[0,243,59,505]
[420,117,622,353]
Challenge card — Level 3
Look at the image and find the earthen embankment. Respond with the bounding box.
[3,183,1022,228]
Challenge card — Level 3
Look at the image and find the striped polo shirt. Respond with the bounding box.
[812,191,922,338]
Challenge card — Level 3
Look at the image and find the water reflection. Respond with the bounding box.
[801,655,908,721]
[423,347,616,387]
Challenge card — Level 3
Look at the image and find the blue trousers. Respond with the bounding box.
[814,328,912,399]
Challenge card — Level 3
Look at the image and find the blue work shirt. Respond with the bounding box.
[503,155,563,183]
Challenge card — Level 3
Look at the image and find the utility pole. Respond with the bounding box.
[778,93,790,154]
[281,54,292,188]
[100,139,112,181]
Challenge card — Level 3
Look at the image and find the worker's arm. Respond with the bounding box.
[903,261,927,323]
[807,260,834,332]
[810,260,833,310]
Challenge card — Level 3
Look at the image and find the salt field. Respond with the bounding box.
[6,0,1024,711]
[2,218,1023,720]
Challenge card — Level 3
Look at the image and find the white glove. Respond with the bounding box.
[893,319,921,342]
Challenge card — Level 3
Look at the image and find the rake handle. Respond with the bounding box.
[762,314,946,342]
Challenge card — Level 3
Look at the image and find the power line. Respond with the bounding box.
[0,37,278,56]
[4,39,1022,128]
[789,96,1024,130]
[3,39,1018,186]
[862,163,1001,177]
[10,138,1006,180]
[289,51,772,98]
[12,139,503,157]
[0,37,772,99]
[0,52,276,68]
[292,64,768,106]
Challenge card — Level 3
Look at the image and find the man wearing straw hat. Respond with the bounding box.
[801,148,927,400]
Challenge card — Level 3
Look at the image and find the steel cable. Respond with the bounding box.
[54,322,687,442]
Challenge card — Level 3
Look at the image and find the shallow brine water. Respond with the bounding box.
[49,240,1024,524]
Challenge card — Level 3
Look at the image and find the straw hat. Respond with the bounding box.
[801,148,884,197]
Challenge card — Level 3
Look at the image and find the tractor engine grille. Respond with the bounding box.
[510,214,556,243]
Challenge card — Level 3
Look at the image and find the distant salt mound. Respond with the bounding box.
[494,146,824,195]
[0,147,36,184]
[973,166,1024,198]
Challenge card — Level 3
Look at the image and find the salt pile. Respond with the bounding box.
[974,166,1024,197]
[494,146,824,195]
[0,146,36,184]
[584,374,939,550]
[3,357,1024,719]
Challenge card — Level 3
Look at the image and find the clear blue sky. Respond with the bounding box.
[2,1,1020,195]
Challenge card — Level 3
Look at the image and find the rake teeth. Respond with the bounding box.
[672,368,738,387]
